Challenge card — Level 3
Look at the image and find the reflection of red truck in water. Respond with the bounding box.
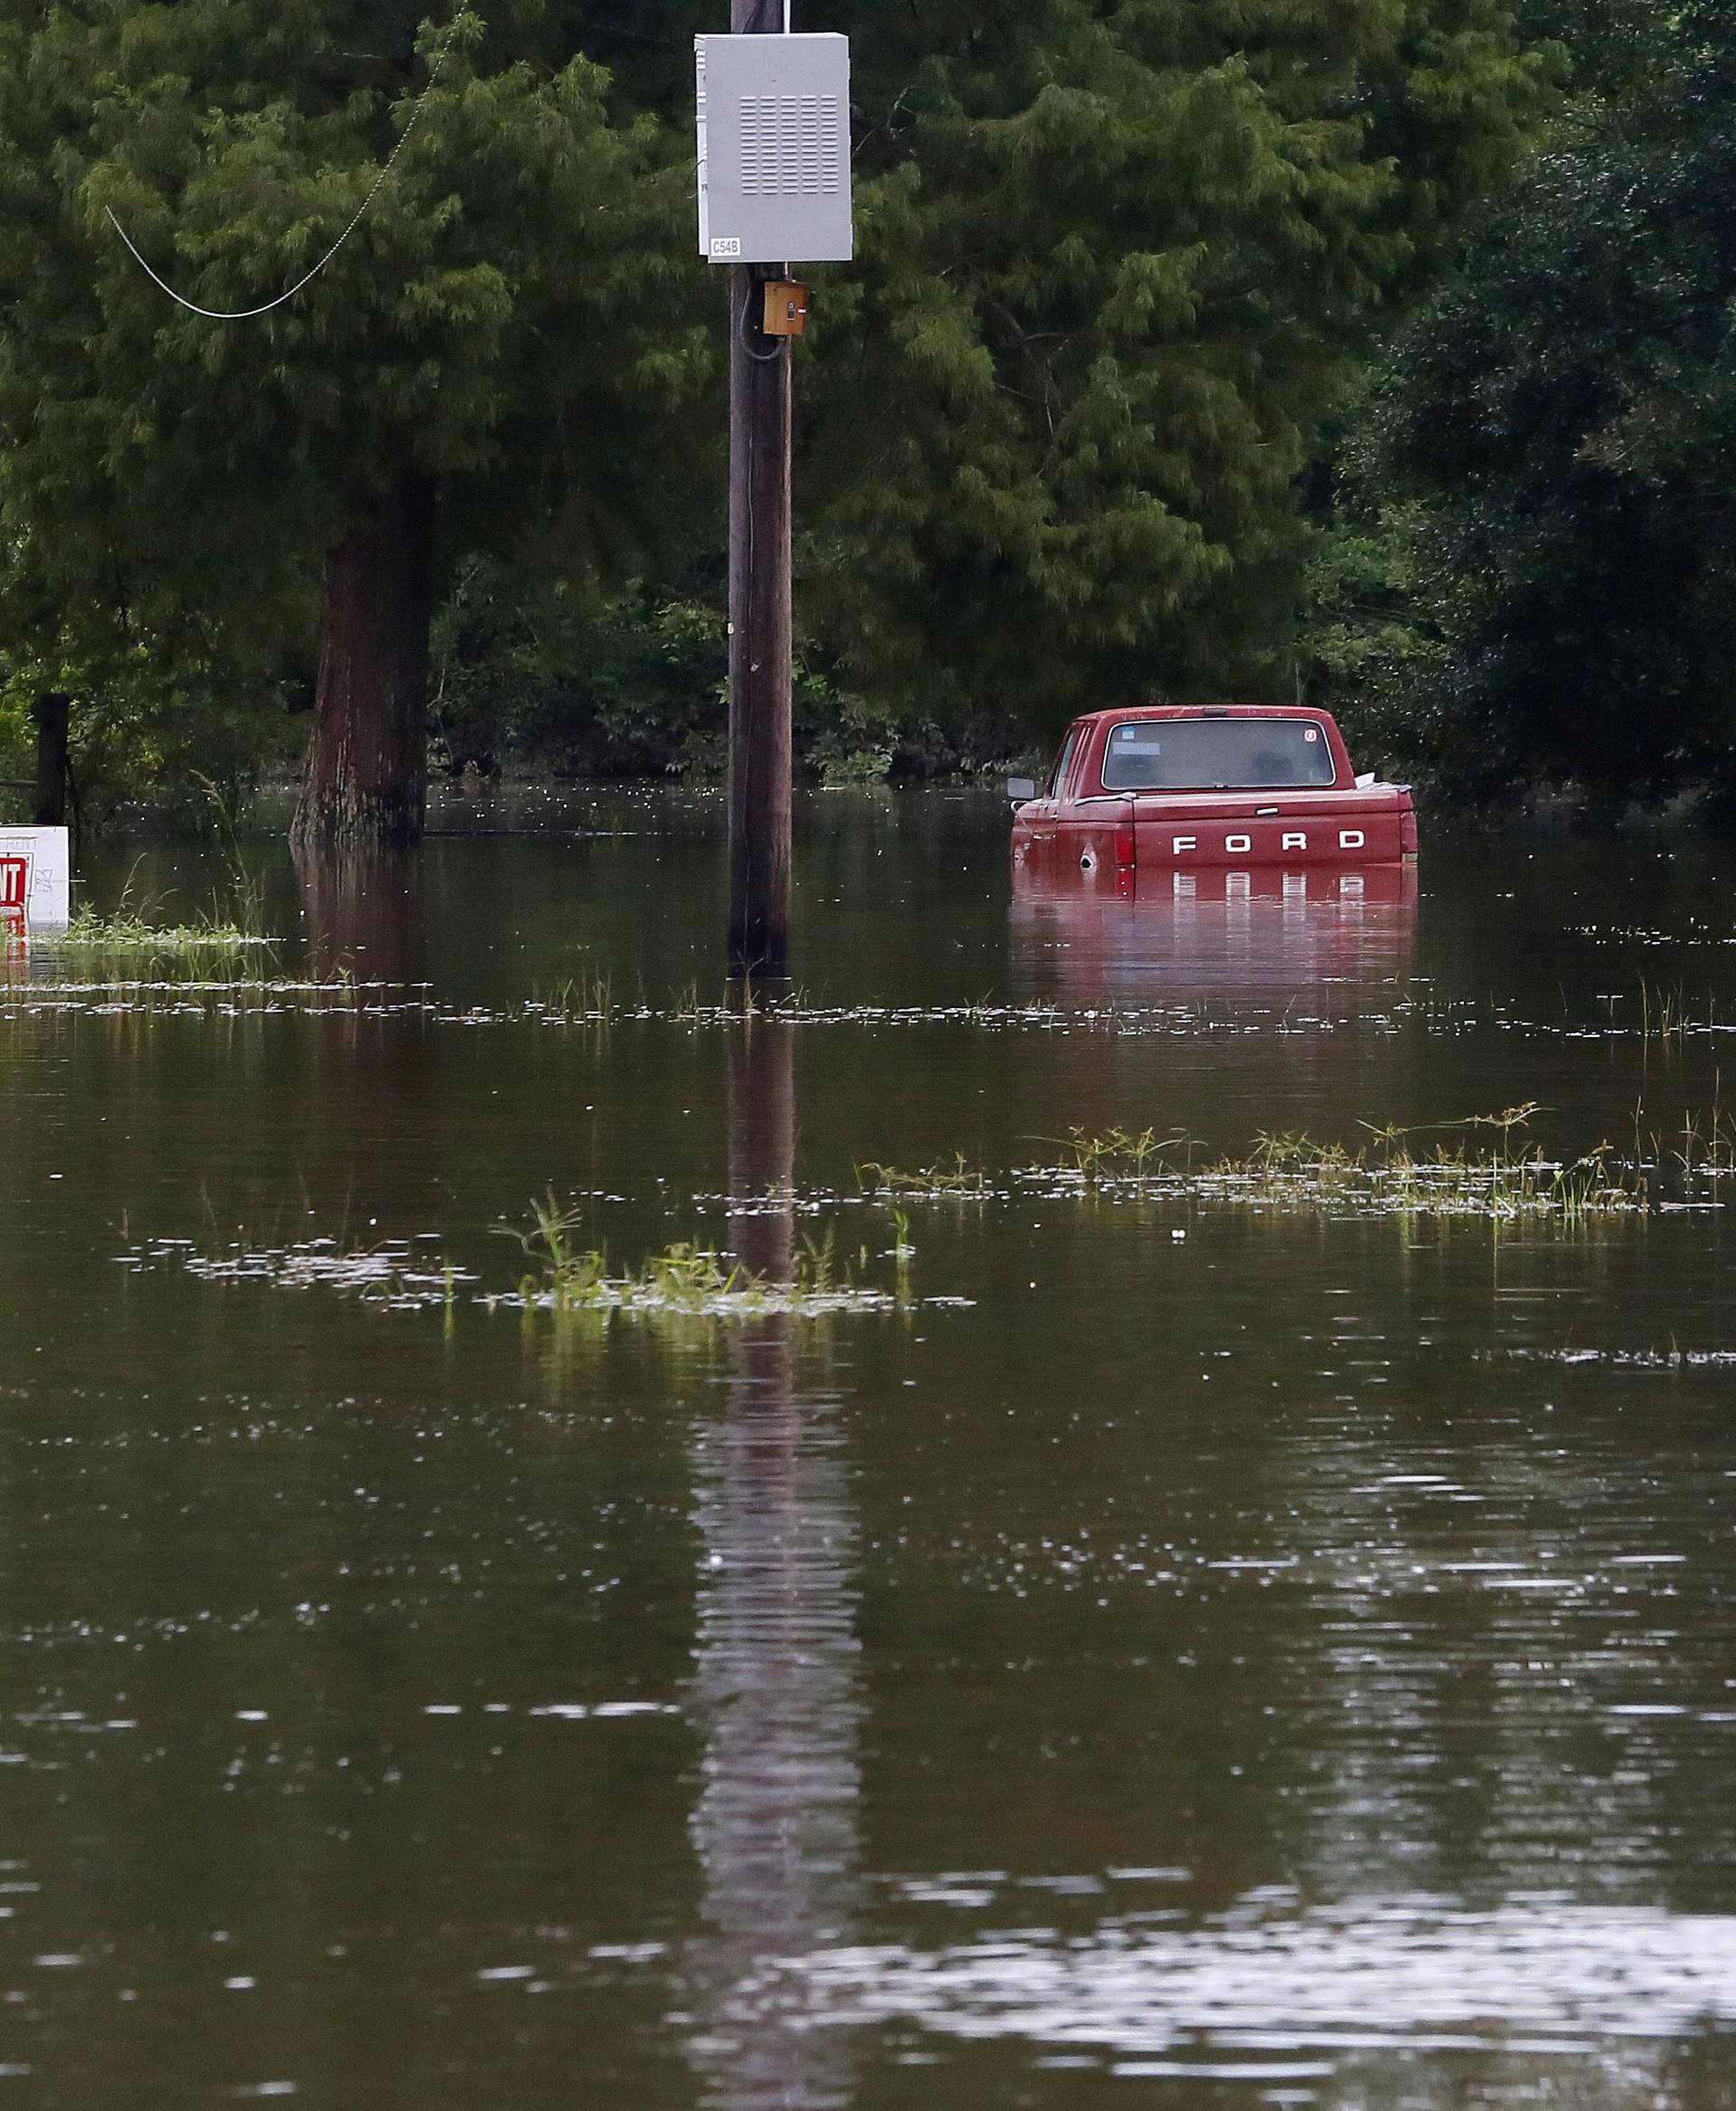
[1,854,27,941]
[1011,856,1417,1013]
[1010,704,1418,878]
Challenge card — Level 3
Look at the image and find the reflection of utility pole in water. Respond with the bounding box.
[685,1015,862,2108]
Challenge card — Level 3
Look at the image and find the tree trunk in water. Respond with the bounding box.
[32,691,70,828]
[291,474,437,850]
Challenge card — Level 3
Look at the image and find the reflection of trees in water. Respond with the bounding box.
[685,1019,863,2110]
[289,847,438,1222]
[292,847,425,986]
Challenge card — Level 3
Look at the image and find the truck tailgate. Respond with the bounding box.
[1131,787,1411,865]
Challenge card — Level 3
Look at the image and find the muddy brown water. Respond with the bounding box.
[4,787,1736,2108]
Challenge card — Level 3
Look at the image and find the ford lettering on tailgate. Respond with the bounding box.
[1169,830,1369,854]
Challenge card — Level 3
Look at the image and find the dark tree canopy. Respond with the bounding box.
[793,0,1551,721]
[1338,5,1736,807]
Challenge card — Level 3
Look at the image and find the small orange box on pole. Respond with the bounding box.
[762,281,809,337]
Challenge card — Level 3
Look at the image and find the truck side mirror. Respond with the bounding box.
[1006,777,1036,803]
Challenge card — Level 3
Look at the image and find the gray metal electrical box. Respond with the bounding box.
[695,33,853,265]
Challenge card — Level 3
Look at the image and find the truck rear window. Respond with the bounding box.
[1100,720,1337,791]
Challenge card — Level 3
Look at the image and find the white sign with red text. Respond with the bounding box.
[0,827,71,933]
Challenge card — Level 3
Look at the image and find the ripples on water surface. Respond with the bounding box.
[3,792,1736,2107]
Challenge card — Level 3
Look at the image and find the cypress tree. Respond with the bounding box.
[0,0,709,843]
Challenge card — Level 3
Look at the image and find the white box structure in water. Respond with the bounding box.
[696,33,854,264]
[0,826,71,934]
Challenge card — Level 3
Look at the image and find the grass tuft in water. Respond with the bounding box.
[528,966,615,1023]
[1048,1126,1203,1181]
[855,1153,990,1198]
[56,907,269,952]
[1638,977,1695,1043]
[37,912,277,985]
[506,1192,892,1318]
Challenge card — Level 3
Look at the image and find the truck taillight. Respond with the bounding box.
[1114,818,1136,869]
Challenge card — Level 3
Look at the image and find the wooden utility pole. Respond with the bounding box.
[727,0,794,981]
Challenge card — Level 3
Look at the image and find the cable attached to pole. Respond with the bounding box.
[739,274,786,364]
[104,2,471,322]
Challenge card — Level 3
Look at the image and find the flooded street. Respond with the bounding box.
[5,789,1736,2107]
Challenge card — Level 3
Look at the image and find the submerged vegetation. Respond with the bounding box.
[113,1084,1736,1333]
[15,907,278,986]
[47,904,274,962]
[22,853,276,976]
[855,1111,1657,1220]
[1087,1129,1634,1220]
[1036,1110,1644,1219]
[856,1155,990,1199]
[501,1196,895,1320]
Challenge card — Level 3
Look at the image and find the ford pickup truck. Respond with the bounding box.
[1009,705,1417,875]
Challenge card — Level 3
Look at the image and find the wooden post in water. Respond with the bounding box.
[32,691,70,829]
[727,0,794,981]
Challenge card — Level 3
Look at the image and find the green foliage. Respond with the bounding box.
[558,0,1554,749]
[0,650,296,830]
[429,562,848,780]
[430,564,727,778]
[1313,5,1736,811]
[799,0,1551,731]
[1298,475,1463,782]
[0,685,27,822]
[428,561,1024,782]
[0,0,712,815]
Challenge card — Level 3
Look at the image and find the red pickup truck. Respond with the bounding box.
[1010,704,1417,874]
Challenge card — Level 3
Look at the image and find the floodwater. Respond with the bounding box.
[5,787,1736,2109]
